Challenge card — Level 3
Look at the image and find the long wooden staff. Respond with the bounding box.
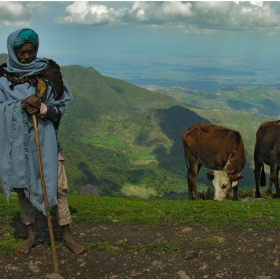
[32,114,58,271]
[31,80,58,271]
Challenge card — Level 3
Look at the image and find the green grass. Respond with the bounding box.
[0,227,23,256]
[1,194,280,229]
[128,241,180,253]
[130,149,155,164]
[191,237,226,248]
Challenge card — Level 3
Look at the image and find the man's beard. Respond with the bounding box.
[19,58,33,64]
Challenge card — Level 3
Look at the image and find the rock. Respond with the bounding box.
[116,238,128,244]
[182,227,192,233]
[177,270,191,279]
[199,264,208,271]
[45,272,64,279]
[79,184,102,196]
[185,251,196,260]
[267,238,273,242]
[152,260,165,268]
[29,265,39,274]
[110,246,120,251]
[214,236,225,243]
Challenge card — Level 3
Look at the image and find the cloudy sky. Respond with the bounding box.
[1,1,280,91]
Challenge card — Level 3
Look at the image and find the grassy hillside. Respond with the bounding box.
[59,65,213,197]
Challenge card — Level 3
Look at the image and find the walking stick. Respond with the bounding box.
[32,113,58,271]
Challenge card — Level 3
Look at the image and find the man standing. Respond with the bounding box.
[0,28,84,255]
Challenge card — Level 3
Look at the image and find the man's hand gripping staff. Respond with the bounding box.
[22,79,47,115]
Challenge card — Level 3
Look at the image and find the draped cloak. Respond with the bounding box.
[0,29,72,215]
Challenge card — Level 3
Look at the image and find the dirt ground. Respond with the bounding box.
[0,219,280,279]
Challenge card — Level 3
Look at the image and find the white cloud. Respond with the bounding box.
[0,2,47,27]
[55,1,280,33]
[127,1,193,23]
[55,2,123,25]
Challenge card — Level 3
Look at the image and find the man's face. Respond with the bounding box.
[16,43,36,64]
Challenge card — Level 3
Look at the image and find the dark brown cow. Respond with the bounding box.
[254,120,280,198]
[182,123,246,201]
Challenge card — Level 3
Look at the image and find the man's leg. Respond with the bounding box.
[14,188,37,254]
[56,161,84,254]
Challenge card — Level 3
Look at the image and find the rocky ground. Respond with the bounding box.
[0,219,280,279]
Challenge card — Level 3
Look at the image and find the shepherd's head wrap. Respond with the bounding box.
[13,29,39,53]
[4,28,48,77]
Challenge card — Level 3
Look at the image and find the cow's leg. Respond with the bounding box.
[187,162,200,200]
[232,184,239,201]
[254,156,262,198]
[193,163,202,200]
[274,167,280,198]
[266,163,277,198]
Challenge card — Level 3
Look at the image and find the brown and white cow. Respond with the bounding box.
[254,120,280,198]
[182,123,246,201]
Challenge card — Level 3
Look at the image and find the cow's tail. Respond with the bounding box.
[260,163,266,186]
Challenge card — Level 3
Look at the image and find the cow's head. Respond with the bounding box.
[207,170,243,201]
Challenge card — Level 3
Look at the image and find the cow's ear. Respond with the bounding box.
[230,175,244,182]
[207,172,214,181]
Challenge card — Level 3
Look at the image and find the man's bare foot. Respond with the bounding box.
[64,237,84,255]
[62,224,84,254]
[18,237,38,254]
[18,223,37,254]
